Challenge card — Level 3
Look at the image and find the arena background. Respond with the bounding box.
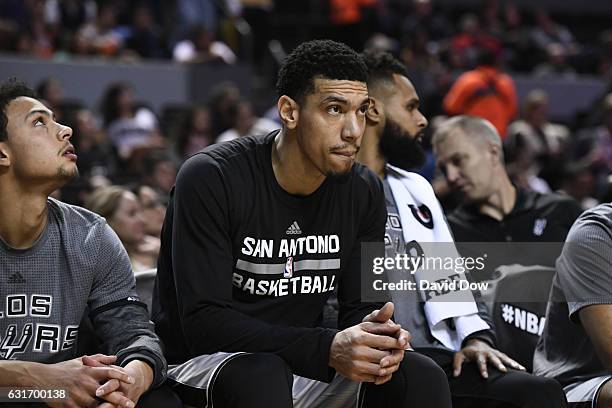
[2,0,612,266]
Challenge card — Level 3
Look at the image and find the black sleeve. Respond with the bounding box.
[88,223,167,388]
[337,173,387,330]
[172,154,337,382]
[91,301,167,388]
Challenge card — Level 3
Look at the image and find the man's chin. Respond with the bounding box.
[58,165,79,180]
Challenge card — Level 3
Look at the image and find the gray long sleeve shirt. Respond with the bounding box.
[0,198,166,387]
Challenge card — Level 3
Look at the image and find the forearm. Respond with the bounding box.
[184,304,338,381]
[0,361,45,387]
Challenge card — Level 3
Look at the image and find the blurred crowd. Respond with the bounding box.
[1,0,612,79]
[9,0,612,274]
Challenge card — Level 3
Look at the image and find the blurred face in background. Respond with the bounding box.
[435,129,500,203]
[151,160,176,194]
[137,185,165,237]
[108,191,146,247]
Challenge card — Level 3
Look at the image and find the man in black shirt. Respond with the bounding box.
[153,40,451,408]
[433,115,581,266]
[433,115,582,371]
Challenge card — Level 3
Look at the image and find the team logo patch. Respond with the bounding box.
[533,218,547,236]
[408,204,434,229]
[284,256,294,278]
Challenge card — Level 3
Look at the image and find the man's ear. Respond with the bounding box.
[0,142,10,169]
[278,95,299,130]
[366,97,383,125]
[489,142,503,166]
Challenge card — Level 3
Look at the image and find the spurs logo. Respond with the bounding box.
[408,204,434,229]
[0,324,33,360]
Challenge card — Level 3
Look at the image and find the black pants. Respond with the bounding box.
[203,351,452,408]
[418,347,568,408]
[137,384,183,408]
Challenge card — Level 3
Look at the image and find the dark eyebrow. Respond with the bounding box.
[406,98,420,107]
[320,95,370,107]
[25,109,54,123]
[321,95,349,105]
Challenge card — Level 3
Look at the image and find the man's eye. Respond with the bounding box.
[328,105,341,114]
[358,105,368,114]
[34,118,45,126]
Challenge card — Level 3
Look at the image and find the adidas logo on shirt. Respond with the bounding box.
[286,221,302,235]
[8,272,26,284]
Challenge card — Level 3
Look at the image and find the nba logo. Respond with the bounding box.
[284,256,294,278]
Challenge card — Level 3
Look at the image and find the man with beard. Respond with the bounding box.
[357,50,567,408]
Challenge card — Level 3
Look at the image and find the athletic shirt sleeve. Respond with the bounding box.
[172,153,338,382]
[337,170,387,330]
[88,221,138,311]
[556,208,612,321]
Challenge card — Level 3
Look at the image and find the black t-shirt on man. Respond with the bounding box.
[152,131,386,382]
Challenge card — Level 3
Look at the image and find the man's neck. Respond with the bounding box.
[477,175,517,222]
[357,128,386,179]
[272,130,326,196]
[0,182,49,249]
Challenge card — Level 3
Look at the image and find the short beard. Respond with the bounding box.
[379,118,426,171]
[57,165,79,179]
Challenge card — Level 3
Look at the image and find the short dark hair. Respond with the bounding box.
[276,40,368,104]
[0,78,37,142]
[361,49,410,91]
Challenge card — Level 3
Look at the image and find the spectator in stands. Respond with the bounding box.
[141,150,177,198]
[208,81,243,136]
[500,4,533,72]
[505,89,570,191]
[76,3,124,57]
[328,0,378,51]
[71,107,120,181]
[534,43,577,79]
[433,115,582,369]
[172,24,236,64]
[558,161,599,210]
[36,77,64,114]
[135,184,166,238]
[86,185,160,273]
[173,104,215,162]
[597,30,612,79]
[216,100,278,143]
[443,49,517,138]
[357,49,566,408]
[534,203,612,407]
[125,3,165,59]
[573,93,612,196]
[99,82,165,160]
[447,14,501,70]
[530,8,579,63]
[400,0,451,43]
[177,0,219,39]
[0,78,174,407]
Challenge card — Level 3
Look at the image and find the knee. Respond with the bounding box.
[216,353,293,393]
[400,351,448,385]
[504,372,566,407]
